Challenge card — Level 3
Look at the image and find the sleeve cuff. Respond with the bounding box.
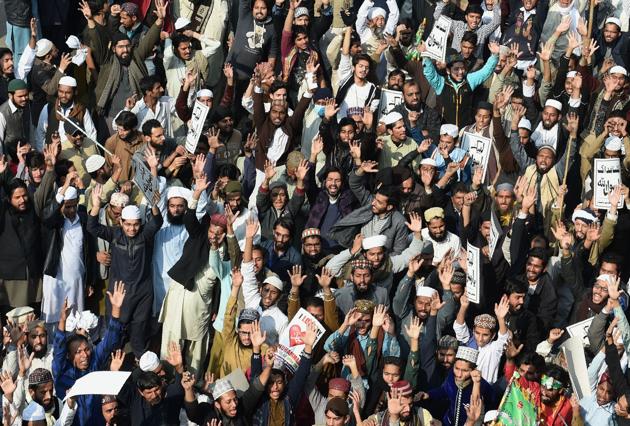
[254,86,263,94]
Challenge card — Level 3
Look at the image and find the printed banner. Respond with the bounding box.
[185,100,210,154]
[275,308,326,373]
[462,132,492,181]
[466,243,481,304]
[421,16,452,62]
[132,156,158,206]
[593,158,624,210]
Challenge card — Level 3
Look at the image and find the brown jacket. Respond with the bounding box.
[104,131,145,182]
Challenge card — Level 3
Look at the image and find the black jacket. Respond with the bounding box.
[0,200,43,281]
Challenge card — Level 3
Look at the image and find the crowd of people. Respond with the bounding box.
[0,0,629,424]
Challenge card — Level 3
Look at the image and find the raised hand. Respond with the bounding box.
[344,307,362,327]
[360,161,379,174]
[470,369,481,384]
[371,304,387,328]
[322,351,340,365]
[153,0,169,21]
[144,146,160,170]
[494,295,510,320]
[388,388,403,416]
[430,291,445,314]
[231,267,243,290]
[564,112,580,136]
[78,0,93,19]
[110,349,125,371]
[245,216,260,239]
[288,265,307,288]
[585,223,602,243]
[404,315,422,340]
[251,320,267,348]
[106,281,127,316]
[165,341,183,370]
[264,160,276,181]
[302,322,319,348]
[506,338,524,359]
[324,98,339,120]
[405,211,422,233]
[438,261,454,289]
[316,267,334,289]
[0,371,16,400]
[520,184,537,213]
[548,328,564,344]
[349,140,362,160]
[181,371,195,391]
[295,159,310,182]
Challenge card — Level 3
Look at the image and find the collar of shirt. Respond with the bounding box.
[8,99,19,113]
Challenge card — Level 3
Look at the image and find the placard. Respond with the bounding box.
[462,132,492,181]
[421,16,452,62]
[466,243,481,304]
[64,371,131,401]
[185,100,210,154]
[378,88,404,121]
[566,317,594,347]
[561,336,592,400]
[132,156,158,206]
[593,158,624,210]
[275,308,326,373]
[488,208,502,258]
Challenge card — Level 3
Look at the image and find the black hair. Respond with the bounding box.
[114,111,138,131]
[274,217,294,235]
[323,166,345,183]
[516,352,546,372]
[26,151,45,169]
[54,159,75,186]
[545,364,570,388]
[269,80,288,94]
[383,356,403,368]
[88,0,106,15]
[136,371,163,390]
[141,119,163,137]
[6,178,27,198]
[171,33,192,50]
[353,53,372,68]
[505,278,528,295]
[304,296,324,310]
[252,244,267,261]
[452,182,468,195]
[139,75,161,96]
[376,185,399,209]
[0,48,12,61]
[600,252,622,269]
[461,31,478,45]
[388,69,405,81]
[291,25,309,42]
[217,164,241,180]
[527,246,549,267]
[269,368,286,383]
[65,334,89,357]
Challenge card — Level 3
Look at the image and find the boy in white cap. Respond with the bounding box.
[379,111,420,169]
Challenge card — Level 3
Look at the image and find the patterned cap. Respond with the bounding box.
[328,378,351,393]
[109,192,130,208]
[351,259,372,271]
[390,380,413,396]
[424,207,445,222]
[210,213,228,230]
[212,378,235,400]
[121,2,139,16]
[347,107,364,117]
[451,270,466,285]
[28,368,53,385]
[238,308,260,323]
[101,395,117,405]
[456,346,478,365]
[474,314,497,331]
[353,299,375,314]
[301,228,321,240]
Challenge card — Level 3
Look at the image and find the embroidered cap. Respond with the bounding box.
[456,346,478,365]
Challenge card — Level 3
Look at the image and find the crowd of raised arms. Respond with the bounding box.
[0,0,630,424]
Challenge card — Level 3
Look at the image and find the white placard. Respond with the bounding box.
[462,132,492,181]
[488,208,502,259]
[275,308,326,373]
[561,336,592,400]
[132,156,158,206]
[185,100,210,154]
[466,244,481,304]
[593,158,624,210]
[64,371,131,401]
[421,16,452,62]
[378,88,404,121]
[566,317,594,347]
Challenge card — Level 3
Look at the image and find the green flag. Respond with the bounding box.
[495,373,538,426]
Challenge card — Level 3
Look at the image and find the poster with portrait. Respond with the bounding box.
[421,16,452,62]
[378,88,404,121]
[132,156,158,206]
[466,244,481,304]
[275,308,326,373]
[185,100,210,154]
[593,158,624,210]
[462,132,492,181]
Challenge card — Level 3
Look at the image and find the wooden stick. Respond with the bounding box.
[587,0,595,38]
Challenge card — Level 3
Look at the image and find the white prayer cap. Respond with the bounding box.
[121,205,141,220]
[440,124,459,138]
[420,158,437,167]
[566,71,577,78]
[362,235,388,250]
[85,155,106,173]
[23,401,46,421]
[499,45,510,56]
[606,17,622,28]
[57,186,78,201]
[139,351,160,372]
[66,35,81,50]
[518,117,532,131]
[167,186,192,202]
[6,306,34,323]
[212,378,235,400]
[605,135,623,151]
[263,275,284,291]
[59,76,77,87]
[456,346,479,364]
[484,411,499,423]
[416,285,437,298]
[381,111,403,125]
[367,7,386,20]
[571,208,598,224]
[596,274,614,286]
[174,17,191,30]
[544,99,563,111]
[196,89,213,99]
[610,65,628,76]
[36,39,54,57]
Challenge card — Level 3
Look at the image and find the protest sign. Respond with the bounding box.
[64,371,130,401]
[566,317,594,347]
[275,308,326,373]
[488,208,502,259]
[185,100,210,154]
[466,244,481,304]
[421,16,452,62]
[593,158,624,210]
[561,337,592,400]
[378,88,404,121]
[132,156,158,205]
[462,132,492,180]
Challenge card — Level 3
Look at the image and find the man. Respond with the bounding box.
[436,1,500,55]
[29,38,72,124]
[87,186,163,357]
[421,207,461,264]
[333,259,389,315]
[529,99,567,151]
[81,0,167,130]
[0,79,34,159]
[336,54,380,119]
[503,278,542,352]
[356,0,399,50]
[259,217,302,283]
[460,102,503,183]
[595,17,629,69]
[421,42,500,128]
[323,397,353,426]
[101,395,122,426]
[36,76,97,154]
[539,365,573,425]
[211,106,242,167]
[137,119,181,181]
[0,48,15,104]
[391,81,441,143]
[113,2,148,47]
[124,75,177,138]
[366,380,434,424]
[379,111,421,169]
[41,183,92,329]
[104,111,144,182]
[503,0,548,68]
[58,117,100,188]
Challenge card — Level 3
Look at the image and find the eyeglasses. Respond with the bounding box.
[238,330,251,336]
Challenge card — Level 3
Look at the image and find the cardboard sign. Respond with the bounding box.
[185,100,210,154]
[132,156,158,206]
[462,132,492,181]
[466,244,481,304]
[566,317,594,347]
[421,16,452,62]
[593,158,624,210]
[64,371,131,401]
[275,308,326,373]
[378,88,404,121]
[561,336,592,400]
[488,208,502,259]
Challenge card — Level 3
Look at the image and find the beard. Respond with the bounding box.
[429,230,446,242]
[29,345,47,359]
[167,211,184,225]
[117,54,132,66]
